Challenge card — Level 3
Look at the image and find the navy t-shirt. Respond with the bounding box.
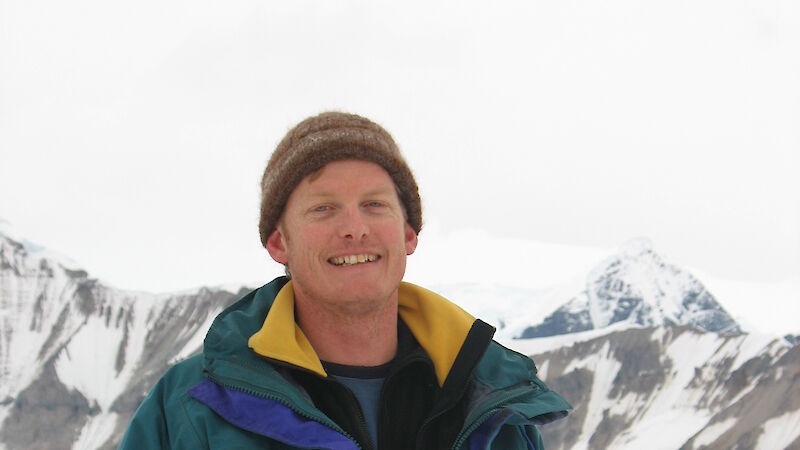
[324,360,392,448]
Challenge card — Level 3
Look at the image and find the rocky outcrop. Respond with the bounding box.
[1,361,92,450]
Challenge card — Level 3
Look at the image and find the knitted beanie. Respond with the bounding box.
[259,112,422,248]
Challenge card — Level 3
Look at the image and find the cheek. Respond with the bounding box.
[384,225,411,251]
[289,227,328,257]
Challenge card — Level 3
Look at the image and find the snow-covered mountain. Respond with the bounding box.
[517,238,740,338]
[522,326,800,449]
[1,226,797,449]
[0,229,245,450]
[429,239,800,449]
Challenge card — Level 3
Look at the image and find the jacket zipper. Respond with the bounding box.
[381,351,433,450]
[206,373,364,450]
[414,391,459,449]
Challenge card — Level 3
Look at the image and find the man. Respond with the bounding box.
[120,112,570,449]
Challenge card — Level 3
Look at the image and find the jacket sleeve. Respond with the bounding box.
[488,424,544,450]
[464,411,547,450]
[525,424,546,450]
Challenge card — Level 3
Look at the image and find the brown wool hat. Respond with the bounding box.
[259,112,422,247]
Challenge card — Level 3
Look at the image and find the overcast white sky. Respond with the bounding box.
[2,0,798,307]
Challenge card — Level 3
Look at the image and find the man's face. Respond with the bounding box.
[266,159,418,315]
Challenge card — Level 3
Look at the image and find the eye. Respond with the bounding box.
[312,205,332,213]
[365,201,385,209]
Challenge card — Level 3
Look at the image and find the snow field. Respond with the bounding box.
[603,330,717,449]
[122,294,160,370]
[730,332,786,370]
[662,330,728,410]
[612,409,716,450]
[536,359,550,381]
[684,417,736,448]
[54,314,127,411]
[587,280,607,330]
[53,292,157,412]
[504,321,634,356]
[756,409,800,450]
[168,304,221,364]
[721,335,792,407]
[565,341,624,448]
[0,263,81,398]
[71,412,119,450]
[0,406,9,437]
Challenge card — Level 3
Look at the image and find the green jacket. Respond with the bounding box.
[120,277,570,449]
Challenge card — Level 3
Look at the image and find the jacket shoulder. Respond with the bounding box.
[474,341,572,425]
[474,340,538,387]
[161,353,206,390]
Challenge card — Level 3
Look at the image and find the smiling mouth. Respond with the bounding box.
[328,254,380,266]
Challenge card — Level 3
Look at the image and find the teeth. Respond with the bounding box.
[330,254,378,266]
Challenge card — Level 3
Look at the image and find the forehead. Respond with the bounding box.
[296,160,397,196]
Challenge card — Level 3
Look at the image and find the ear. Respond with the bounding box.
[266,227,289,264]
[404,223,418,256]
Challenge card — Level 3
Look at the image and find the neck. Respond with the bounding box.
[295,294,399,367]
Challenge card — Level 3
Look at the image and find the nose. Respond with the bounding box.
[339,207,369,240]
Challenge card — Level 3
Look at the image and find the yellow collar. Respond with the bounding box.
[247,281,476,386]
